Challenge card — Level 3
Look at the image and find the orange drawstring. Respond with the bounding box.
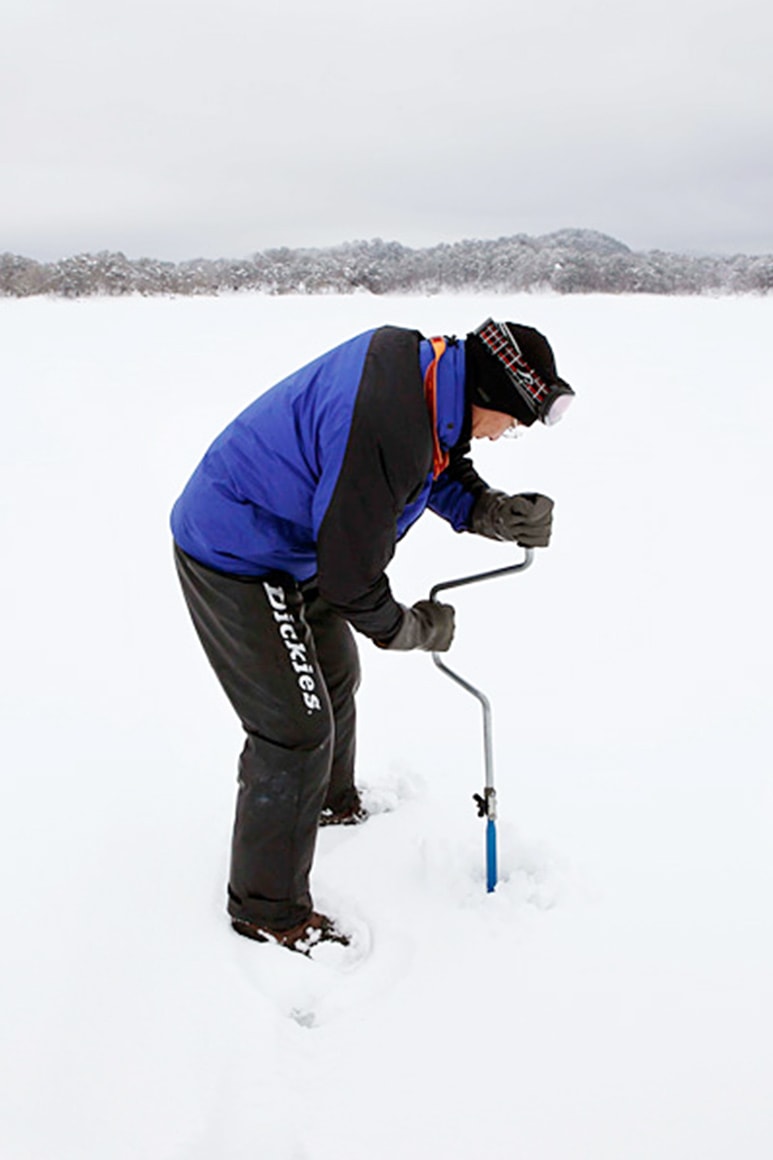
[424,337,450,479]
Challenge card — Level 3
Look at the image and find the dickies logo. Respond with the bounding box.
[263,583,323,714]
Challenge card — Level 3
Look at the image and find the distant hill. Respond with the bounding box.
[532,229,633,256]
[2,230,772,297]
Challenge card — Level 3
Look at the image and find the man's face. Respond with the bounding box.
[470,404,521,441]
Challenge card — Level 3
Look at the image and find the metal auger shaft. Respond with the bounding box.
[429,549,534,892]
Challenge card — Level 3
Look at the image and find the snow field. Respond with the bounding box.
[1,292,772,1159]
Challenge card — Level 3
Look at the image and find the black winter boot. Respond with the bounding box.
[319,789,368,827]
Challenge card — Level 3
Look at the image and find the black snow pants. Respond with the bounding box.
[174,544,360,930]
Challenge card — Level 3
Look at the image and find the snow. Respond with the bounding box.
[1,292,772,1160]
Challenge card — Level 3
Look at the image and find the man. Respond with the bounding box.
[171,318,574,953]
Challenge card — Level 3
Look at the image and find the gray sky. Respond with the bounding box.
[2,0,772,260]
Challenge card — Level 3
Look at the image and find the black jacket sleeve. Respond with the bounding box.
[426,438,489,530]
[316,328,433,641]
[444,440,488,496]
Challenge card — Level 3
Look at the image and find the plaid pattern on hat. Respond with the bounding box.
[465,319,574,426]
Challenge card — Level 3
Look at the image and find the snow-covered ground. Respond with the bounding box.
[1,292,772,1160]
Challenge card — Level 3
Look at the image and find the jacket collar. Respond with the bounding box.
[419,337,467,454]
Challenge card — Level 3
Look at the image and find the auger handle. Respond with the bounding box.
[429,548,534,603]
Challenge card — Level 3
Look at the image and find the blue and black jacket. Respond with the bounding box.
[171,326,488,642]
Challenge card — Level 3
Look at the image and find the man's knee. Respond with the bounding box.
[238,726,333,791]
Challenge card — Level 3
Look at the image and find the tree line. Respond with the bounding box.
[2,229,773,298]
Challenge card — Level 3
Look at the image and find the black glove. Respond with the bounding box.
[380,600,455,652]
[470,490,554,547]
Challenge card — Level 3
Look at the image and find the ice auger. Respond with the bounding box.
[429,549,534,892]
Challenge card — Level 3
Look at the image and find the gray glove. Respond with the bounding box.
[470,490,554,547]
[381,600,455,652]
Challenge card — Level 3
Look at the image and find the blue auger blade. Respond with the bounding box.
[486,818,498,893]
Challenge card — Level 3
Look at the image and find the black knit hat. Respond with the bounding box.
[465,319,575,426]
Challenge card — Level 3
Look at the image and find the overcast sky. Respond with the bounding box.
[2,0,772,260]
